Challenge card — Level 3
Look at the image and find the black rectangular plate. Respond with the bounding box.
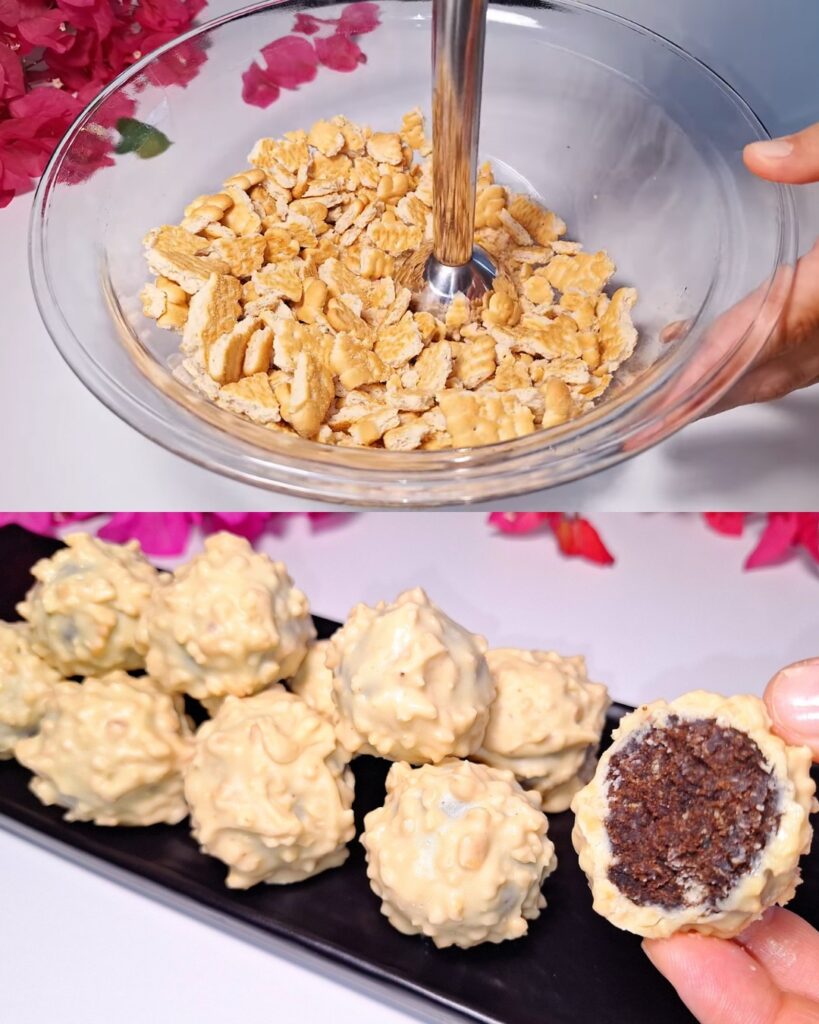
[0,526,817,1024]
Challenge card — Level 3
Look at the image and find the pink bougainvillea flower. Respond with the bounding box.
[241,60,280,108]
[702,512,819,570]
[488,511,614,566]
[314,30,366,72]
[488,511,556,536]
[744,513,817,570]
[97,512,196,555]
[337,2,380,36]
[55,0,115,40]
[205,512,273,542]
[17,11,75,53]
[260,35,318,89]
[0,40,26,101]
[292,11,322,35]
[703,512,746,536]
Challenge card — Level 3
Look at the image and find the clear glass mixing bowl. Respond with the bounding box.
[30,0,797,505]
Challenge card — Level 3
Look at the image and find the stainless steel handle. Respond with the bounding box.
[431,0,488,268]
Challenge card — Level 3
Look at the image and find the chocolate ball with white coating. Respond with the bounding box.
[326,587,494,763]
[361,759,557,949]
[138,532,315,701]
[17,532,160,676]
[475,649,610,812]
[15,673,194,826]
[571,691,817,939]
[0,623,62,759]
[184,687,355,889]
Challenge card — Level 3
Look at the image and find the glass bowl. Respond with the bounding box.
[30,0,797,506]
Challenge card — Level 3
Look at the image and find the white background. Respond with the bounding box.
[2,511,819,1022]
[1,0,818,509]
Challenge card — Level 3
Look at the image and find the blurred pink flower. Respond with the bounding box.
[243,2,378,109]
[0,512,350,555]
[703,512,819,569]
[488,512,615,565]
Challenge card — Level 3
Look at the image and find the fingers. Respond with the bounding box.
[643,933,782,1024]
[643,933,819,1024]
[764,658,819,759]
[744,122,819,184]
[737,909,819,1002]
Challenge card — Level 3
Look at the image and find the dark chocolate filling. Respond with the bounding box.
[604,716,781,911]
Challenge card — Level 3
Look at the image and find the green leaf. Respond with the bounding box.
[114,118,173,159]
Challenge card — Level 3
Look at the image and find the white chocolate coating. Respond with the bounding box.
[17,533,159,676]
[572,691,817,939]
[326,587,493,763]
[475,649,610,812]
[185,687,355,888]
[287,640,337,725]
[138,532,315,700]
[0,623,61,759]
[15,673,194,826]
[362,759,557,948]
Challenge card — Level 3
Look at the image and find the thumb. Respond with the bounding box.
[764,658,819,759]
[744,122,819,184]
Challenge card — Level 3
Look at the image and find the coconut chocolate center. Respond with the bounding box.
[604,716,781,911]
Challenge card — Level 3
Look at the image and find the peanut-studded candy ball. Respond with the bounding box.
[15,672,194,826]
[475,648,610,812]
[138,532,315,701]
[326,587,494,763]
[17,533,160,676]
[184,687,355,888]
[362,759,557,949]
[0,622,62,759]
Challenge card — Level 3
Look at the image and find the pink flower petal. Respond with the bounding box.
[293,12,323,35]
[241,61,280,107]
[205,513,273,542]
[260,35,318,89]
[337,2,380,36]
[17,12,75,54]
[488,511,556,535]
[0,41,25,102]
[314,30,365,72]
[702,512,745,537]
[795,513,819,563]
[98,512,195,555]
[744,513,800,569]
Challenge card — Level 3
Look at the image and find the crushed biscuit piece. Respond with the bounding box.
[474,185,506,230]
[507,195,567,245]
[452,332,496,389]
[217,372,280,424]
[544,250,616,296]
[331,333,390,391]
[375,313,423,368]
[207,316,262,385]
[242,324,274,376]
[252,260,303,303]
[285,349,334,438]
[182,273,242,355]
[210,236,266,278]
[308,120,346,157]
[597,287,638,368]
[366,132,403,166]
[399,108,431,154]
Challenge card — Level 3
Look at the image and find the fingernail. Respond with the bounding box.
[748,138,794,160]
[768,660,819,741]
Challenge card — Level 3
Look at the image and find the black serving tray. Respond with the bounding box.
[0,525,817,1024]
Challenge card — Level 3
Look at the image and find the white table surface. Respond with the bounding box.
[3,511,819,1022]
[1,0,818,510]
